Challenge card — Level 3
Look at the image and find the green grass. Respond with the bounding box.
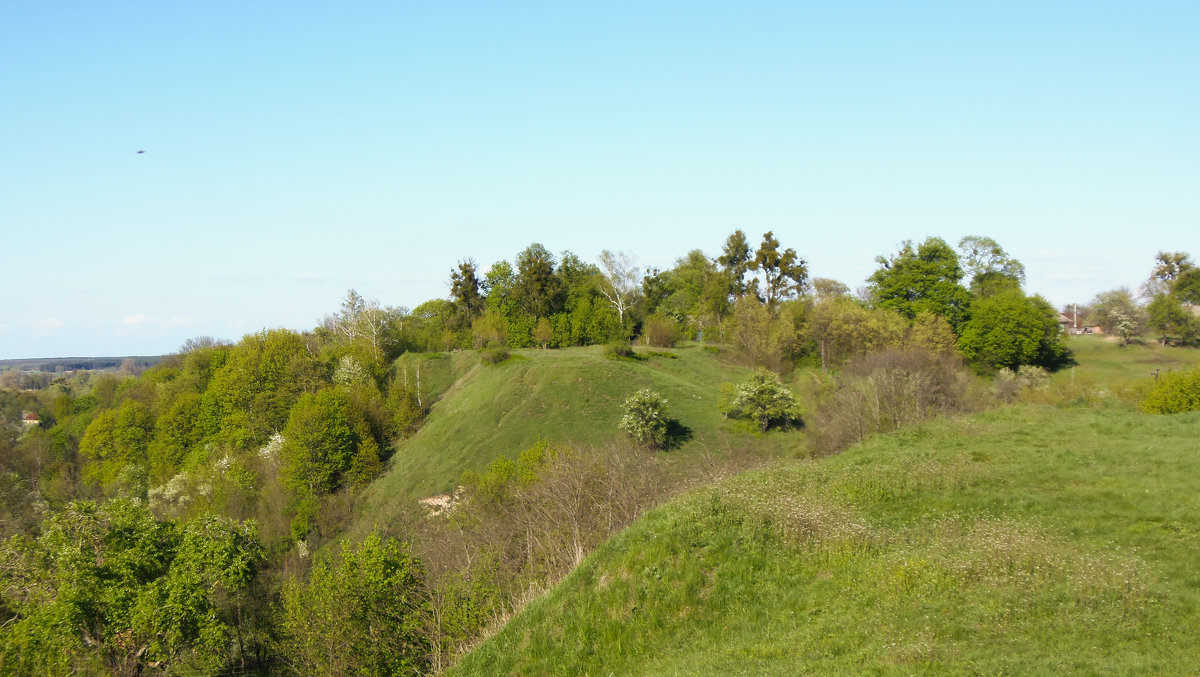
[1051,334,1200,396]
[354,345,793,530]
[451,401,1200,675]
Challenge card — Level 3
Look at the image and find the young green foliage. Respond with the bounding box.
[725,369,799,432]
[1140,364,1200,414]
[0,500,262,675]
[278,533,431,676]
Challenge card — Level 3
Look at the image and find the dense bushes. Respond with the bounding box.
[0,500,263,675]
[811,349,976,453]
[1140,365,1200,414]
[278,533,431,676]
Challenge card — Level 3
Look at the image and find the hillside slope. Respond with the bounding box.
[452,402,1200,674]
[355,345,773,525]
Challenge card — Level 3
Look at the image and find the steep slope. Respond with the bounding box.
[452,403,1200,674]
[355,345,767,523]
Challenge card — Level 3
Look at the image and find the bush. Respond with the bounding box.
[642,315,681,348]
[605,340,635,358]
[481,346,510,365]
[278,533,432,676]
[724,370,800,432]
[994,365,1050,403]
[812,349,975,454]
[1140,365,1200,414]
[619,389,669,449]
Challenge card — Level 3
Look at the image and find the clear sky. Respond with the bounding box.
[2,1,1197,359]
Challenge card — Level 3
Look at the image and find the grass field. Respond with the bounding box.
[448,337,1200,675]
[1049,334,1200,397]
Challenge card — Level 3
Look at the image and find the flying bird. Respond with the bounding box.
[136,150,145,154]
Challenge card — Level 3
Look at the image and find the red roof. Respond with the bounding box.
[22,413,39,422]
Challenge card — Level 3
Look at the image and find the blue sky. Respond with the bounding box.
[2,1,1197,359]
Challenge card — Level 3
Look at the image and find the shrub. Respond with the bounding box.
[278,533,432,676]
[724,370,800,432]
[605,340,635,358]
[812,349,975,453]
[619,389,669,449]
[642,315,681,348]
[481,346,510,365]
[1140,365,1200,414]
[994,365,1050,403]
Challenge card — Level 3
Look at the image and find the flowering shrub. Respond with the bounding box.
[619,389,669,449]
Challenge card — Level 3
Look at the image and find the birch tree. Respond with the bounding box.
[597,249,639,325]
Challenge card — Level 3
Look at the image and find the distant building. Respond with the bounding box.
[21,412,39,427]
[1058,313,1102,335]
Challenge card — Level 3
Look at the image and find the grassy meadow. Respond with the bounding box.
[447,336,1200,675]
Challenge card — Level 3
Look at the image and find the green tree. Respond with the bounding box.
[957,291,1071,370]
[533,317,555,349]
[198,329,326,449]
[450,259,485,327]
[0,500,262,675]
[280,389,379,497]
[725,370,799,432]
[618,389,670,449]
[643,250,730,340]
[751,231,808,310]
[278,533,431,676]
[957,235,1026,295]
[1088,288,1146,341]
[1173,268,1200,305]
[812,277,850,301]
[868,237,972,331]
[805,298,907,369]
[147,392,201,477]
[1144,251,1194,297]
[717,229,753,298]
[515,243,561,319]
[1147,293,1199,347]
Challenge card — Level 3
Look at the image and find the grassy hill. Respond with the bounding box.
[452,403,1200,674]
[354,344,782,530]
[449,337,1200,675]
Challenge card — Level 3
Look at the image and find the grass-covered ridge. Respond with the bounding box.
[452,402,1200,674]
[357,344,766,517]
